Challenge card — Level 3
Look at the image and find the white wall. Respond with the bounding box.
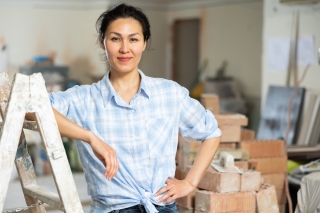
[167,2,263,98]
[0,6,167,83]
[262,0,320,106]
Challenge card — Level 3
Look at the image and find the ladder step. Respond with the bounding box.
[0,120,38,131]
[24,185,64,211]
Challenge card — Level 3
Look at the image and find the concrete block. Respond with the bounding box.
[215,114,248,126]
[201,94,220,115]
[275,187,286,204]
[218,142,237,150]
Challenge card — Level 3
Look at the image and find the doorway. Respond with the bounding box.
[172,19,200,91]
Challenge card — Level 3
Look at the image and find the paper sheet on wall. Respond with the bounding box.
[297,36,314,66]
[267,38,291,72]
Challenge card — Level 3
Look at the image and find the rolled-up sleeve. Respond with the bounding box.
[178,86,221,141]
[48,85,87,124]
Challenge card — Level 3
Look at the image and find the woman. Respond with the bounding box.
[48,3,221,213]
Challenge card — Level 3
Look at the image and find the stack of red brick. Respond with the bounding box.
[240,140,288,212]
[174,94,287,213]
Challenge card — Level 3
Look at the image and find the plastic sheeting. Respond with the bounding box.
[295,172,320,213]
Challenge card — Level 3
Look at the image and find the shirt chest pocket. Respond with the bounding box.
[145,117,174,159]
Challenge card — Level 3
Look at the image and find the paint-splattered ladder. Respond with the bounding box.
[0,72,83,213]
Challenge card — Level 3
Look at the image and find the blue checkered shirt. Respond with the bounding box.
[49,70,221,213]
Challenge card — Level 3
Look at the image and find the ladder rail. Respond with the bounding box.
[0,73,84,213]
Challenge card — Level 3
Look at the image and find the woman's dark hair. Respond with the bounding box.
[96,3,151,47]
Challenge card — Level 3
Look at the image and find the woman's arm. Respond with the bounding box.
[155,136,220,203]
[26,108,119,180]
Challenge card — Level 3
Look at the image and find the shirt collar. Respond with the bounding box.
[100,69,150,107]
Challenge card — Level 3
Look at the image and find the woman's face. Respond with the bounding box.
[103,18,146,74]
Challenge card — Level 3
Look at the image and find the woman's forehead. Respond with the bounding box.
[106,18,143,34]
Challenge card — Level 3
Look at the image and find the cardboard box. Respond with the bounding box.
[256,184,278,212]
[240,171,261,192]
[176,189,197,208]
[197,167,240,193]
[195,190,256,213]
[201,94,220,115]
[240,140,286,158]
[248,157,287,173]
[262,173,286,189]
[259,204,280,213]
[215,114,248,126]
[219,125,241,142]
[240,128,255,141]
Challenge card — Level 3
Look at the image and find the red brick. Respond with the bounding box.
[215,114,248,126]
[175,166,186,180]
[275,187,286,204]
[201,94,220,115]
[240,129,255,141]
[178,205,194,213]
[256,184,278,212]
[234,161,249,171]
[219,125,241,142]
[195,190,256,213]
[240,140,285,158]
[278,204,285,213]
[240,171,261,192]
[248,157,287,173]
[218,142,237,149]
[261,173,286,189]
[177,137,201,171]
[198,167,240,193]
[259,204,280,213]
[176,189,197,208]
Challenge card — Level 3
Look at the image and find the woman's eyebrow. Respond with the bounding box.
[109,32,140,36]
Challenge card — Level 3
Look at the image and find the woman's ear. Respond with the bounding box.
[99,35,105,50]
[143,41,146,51]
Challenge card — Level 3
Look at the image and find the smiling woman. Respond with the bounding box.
[46,3,221,213]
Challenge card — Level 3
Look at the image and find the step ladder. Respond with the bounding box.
[0,72,83,212]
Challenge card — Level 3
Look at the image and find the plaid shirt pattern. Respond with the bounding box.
[49,70,221,213]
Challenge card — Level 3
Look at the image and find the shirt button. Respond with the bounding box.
[131,109,135,113]
[134,137,138,141]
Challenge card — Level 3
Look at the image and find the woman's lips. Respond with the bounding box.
[117,57,132,62]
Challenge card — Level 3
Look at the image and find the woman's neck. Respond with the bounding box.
[109,70,141,104]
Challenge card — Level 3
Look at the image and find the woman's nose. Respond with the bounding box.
[119,41,129,53]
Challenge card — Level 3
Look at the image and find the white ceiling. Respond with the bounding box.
[0,0,263,10]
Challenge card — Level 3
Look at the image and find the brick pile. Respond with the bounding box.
[174,94,287,213]
[240,140,288,211]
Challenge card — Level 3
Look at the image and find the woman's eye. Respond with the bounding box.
[111,37,120,41]
[130,38,138,42]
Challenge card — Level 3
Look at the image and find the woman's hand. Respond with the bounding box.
[88,133,119,180]
[155,178,195,204]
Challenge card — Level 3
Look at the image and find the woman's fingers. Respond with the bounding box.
[156,178,195,204]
